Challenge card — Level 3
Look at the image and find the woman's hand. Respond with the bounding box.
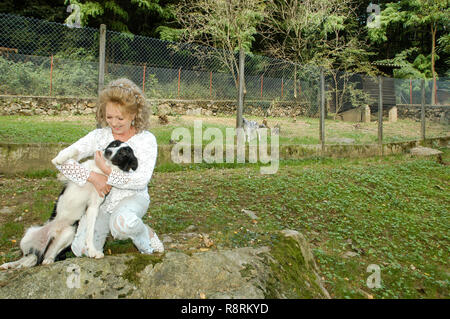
[95,151,112,176]
[87,171,111,198]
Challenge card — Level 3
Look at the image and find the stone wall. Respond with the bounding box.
[0,95,310,117]
[396,104,450,124]
[2,137,449,175]
[0,95,98,116]
[1,96,447,123]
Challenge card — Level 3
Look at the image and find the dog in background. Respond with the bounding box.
[0,140,138,270]
[243,117,268,142]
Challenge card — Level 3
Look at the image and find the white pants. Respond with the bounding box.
[71,194,155,256]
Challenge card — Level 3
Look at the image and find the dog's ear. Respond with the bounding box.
[120,156,138,172]
[114,147,138,172]
[129,156,138,171]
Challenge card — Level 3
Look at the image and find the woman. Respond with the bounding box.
[53,78,163,256]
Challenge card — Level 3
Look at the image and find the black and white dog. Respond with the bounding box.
[243,117,267,142]
[0,140,138,270]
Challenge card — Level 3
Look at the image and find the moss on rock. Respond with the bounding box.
[264,230,330,299]
[122,253,163,286]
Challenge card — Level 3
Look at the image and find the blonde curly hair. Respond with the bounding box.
[96,78,150,133]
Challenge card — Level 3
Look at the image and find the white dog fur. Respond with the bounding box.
[0,140,137,270]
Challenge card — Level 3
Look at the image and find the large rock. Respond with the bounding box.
[337,107,363,122]
[0,230,329,299]
[157,103,172,116]
[388,106,397,122]
[410,146,443,156]
[186,108,202,116]
[328,137,355,144]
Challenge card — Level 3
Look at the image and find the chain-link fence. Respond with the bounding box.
[0,13,99,58]
[0,13,322,106]
[0,13,448,146]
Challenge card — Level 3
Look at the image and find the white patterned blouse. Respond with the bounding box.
[53,127,158,214]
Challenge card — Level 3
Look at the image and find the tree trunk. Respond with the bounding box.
[431,24,437,105]
[294,63,297,99]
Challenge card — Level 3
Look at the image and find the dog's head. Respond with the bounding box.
[103,140,138,172]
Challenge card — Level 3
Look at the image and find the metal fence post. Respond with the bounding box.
[320,68,325,151]
[142,63,146,94]
[236,47,245,128]
[260,74,264,98]
[378,76,383,154]
[210,71,212,99]
[49,55,53,96]
[98,24,106,95]
[294,64,297,99]
[421,79,426,140]
[177,67,181,99]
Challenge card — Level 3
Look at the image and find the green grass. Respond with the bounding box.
[0,115,448,299]
[3,149,448,298]
[0,116,94,143]
[1,115,448,145]
[148,149,449,299]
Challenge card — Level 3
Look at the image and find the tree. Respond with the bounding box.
[263,0,354,64]
[173,0,266,90]
[0,0,67,22]
[368,0,449,104]
[64,0,175,34]
[263,0,377,115]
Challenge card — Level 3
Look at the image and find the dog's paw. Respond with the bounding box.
[0,255,36,270]
[0,258,24,270]
[42,258,55,265]
[94,251,104,259]
[52,155,64,166]
[52,149,79,166]
[0,262,14,270]
[87,247,104,259]
[52,155,68,166]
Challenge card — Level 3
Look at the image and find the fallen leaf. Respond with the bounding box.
[200,292,206,299]
[202,234,214,248]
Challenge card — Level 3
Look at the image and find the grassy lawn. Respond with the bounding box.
[0,148,448,299]
[1,114,448,145]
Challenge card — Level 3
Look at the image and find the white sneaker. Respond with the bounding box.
[147,225,164,253]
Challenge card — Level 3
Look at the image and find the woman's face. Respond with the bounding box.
[105,102,135,136]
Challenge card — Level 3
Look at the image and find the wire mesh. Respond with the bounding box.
[0,13,448,145]
[0,13,99,58]
[0,53,98,96]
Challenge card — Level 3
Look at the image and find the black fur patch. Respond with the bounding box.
[27,236,54,266]
[111,146,138,172]
[49,185,67,221]
[54,246,72,262]
[104,140,138,172]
